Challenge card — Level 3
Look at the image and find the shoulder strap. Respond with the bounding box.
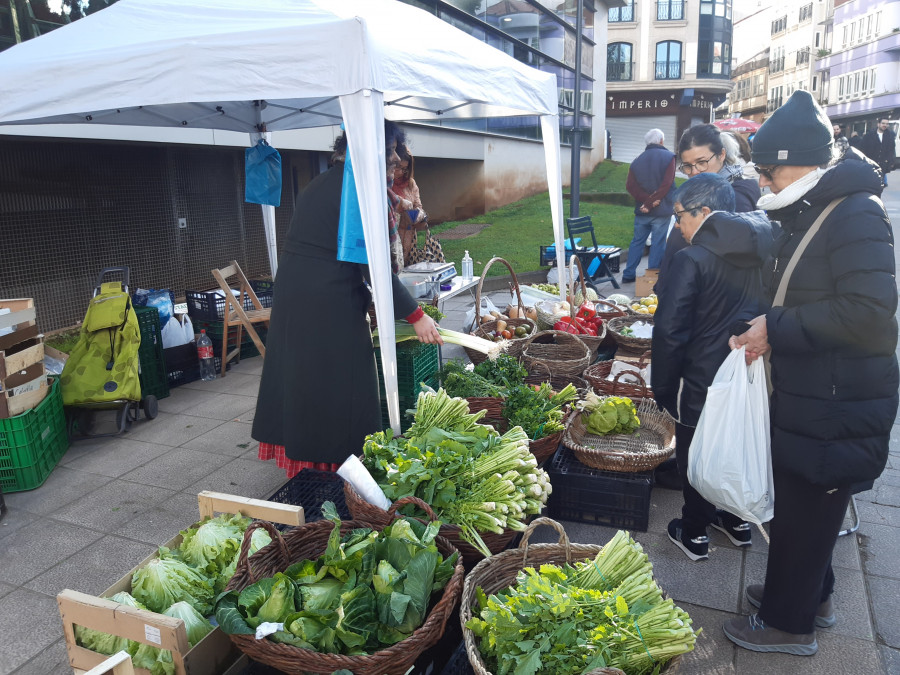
[772,197,846,307]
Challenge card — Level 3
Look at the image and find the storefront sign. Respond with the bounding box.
[607,90,721,116]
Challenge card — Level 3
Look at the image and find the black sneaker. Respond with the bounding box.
[711,509,752,547]
[667,518,709,561]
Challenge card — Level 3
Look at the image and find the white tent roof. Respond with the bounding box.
[0,0,567,435]
[0,0,559,129]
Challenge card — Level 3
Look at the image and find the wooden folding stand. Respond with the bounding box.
[210,261,271,377]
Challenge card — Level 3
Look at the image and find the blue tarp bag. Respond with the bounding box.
[245,139,282,207]
[336,146,368,264]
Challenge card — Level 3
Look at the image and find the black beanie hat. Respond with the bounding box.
[751,90,833,166]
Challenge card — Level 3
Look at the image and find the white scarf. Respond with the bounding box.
[756,166,833,211]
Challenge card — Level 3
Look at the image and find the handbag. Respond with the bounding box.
[405,221,446,264]
[688,347,774,526]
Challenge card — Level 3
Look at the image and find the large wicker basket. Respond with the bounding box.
[564,397,675,472]
[523,360,589,396]
[606,315,654,353]
[460,519,682,675]
[223,501,464,675]
[466,396,505,429]
[343,480,520,563]
[521,330,591,379]
[466,258,537,365]
[583,351,653,402]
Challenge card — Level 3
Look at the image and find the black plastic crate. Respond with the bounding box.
[186,288,274,322]
[250,279,275,296]
[539,246,621,273]
[545,445,653,531]
[196,320,268,359]
[266,468,349,526]
[135,306,170,400]
[164,342,227,388]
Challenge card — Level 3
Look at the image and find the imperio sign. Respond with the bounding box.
[607,91,715,116]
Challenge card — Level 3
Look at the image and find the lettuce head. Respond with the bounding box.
[162,601,214,646]
[75,592,149,655]
[132,550,214,614]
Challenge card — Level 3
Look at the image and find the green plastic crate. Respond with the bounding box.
[135,306,170,400]
[375,341,440,399]
[379,376,439,433]
[0,378,69,492]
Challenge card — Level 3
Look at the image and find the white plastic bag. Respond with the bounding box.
[180,314,195,344]
[464,295,500,332]
[161,316,187,349]
[688,347,774,526]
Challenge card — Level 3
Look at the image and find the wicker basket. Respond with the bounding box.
[564,398,675,472]
[594,298,627,320]
[521,330,591,379]
[466,396,505,425]
[535,299,568,331]
[223,500,464,675]
[343,480,520,563]
[460,518,682,675]
[606,315,654,353]
[466,258,537,365]
[583,351,653,402]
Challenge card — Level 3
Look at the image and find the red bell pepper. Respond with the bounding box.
[576,303,596,321]
[573,317,597,336]
[554,318,579,335]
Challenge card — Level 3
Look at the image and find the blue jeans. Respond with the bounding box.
[622,214,670,280]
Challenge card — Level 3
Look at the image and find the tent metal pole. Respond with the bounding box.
[569,0,584,219]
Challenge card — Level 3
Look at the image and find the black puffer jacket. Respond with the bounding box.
[652,210,775,426]
[763,151,898,487]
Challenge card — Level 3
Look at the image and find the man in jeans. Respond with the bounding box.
[622,128,676,283]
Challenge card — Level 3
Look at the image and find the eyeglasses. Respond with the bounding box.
[755,164,781,181]
[678,154,716,174]
[674,207,696,224]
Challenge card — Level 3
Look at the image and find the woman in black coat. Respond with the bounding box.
[252,123,441,472]
[651,173,775,562]
[727,91,898,655]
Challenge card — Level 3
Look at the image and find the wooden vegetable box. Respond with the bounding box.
[0,298,47,418]
[59,491,305,675]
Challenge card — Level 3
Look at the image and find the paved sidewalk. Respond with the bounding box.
[1,187,899,674]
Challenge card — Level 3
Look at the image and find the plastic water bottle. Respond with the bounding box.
[197,329,217,381]
[462,250,473,280]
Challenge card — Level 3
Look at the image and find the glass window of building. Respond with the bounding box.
[657,0,685,21]
[607,42,633,81]
[655,41,682,79]
[609,0,635,22]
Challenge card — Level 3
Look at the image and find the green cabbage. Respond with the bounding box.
[132,548,214,614]
[162,601,214,646]
[217,527,272,593]
[74,592,148,655]
[131,643,174,675]
[179,514,247,576]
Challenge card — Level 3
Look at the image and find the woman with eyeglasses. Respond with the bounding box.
[656,125,762,297]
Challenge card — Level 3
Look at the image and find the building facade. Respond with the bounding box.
[604,0,734,161]
[0,0,614,331]
[728,50,770,123]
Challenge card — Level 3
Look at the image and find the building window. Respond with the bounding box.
[700,0,731,18]
[799,3,813,22]
[815,32,820,47]
[769,46,785,73]
[771,15,787,34]
[657,0,684,20]
[655,41,682,79]
[796,47,810,66]
[609,0,635,23]
[697,39,730,77]
[812,75,817,92]
[867,15,873,38]
[767,86,783,113]
[607,42,633,81]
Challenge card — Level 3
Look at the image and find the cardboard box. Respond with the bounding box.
[0,299,48,418]
[635,269,659,299]
[60,491,304,675]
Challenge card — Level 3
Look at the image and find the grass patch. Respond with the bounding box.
[429,160,636,277]
[45,328,81,354]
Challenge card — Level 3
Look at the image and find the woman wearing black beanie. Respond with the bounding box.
[725,90,898,656]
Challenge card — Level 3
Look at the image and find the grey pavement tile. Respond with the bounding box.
[857,500,900,528]
[185,457,290,501]
[647,485,683,532]
[878,468,900,488]
[881,645,900,675]
[233,406,256,424]
[181,420,259,457]
[0,507,38,542]
[24,535,154,598]
[869,575,900,649]
[0,580,15,599]
[180,392,257,421]
[671,603,738,674]
[52,479,177,531]
[112,490,203,545]
[2,466,113,516]
[61,438,172,478]
[156,385,219,414]
[120,413,222,447]
[858,523,900,579]
[0,518,102,586]
[859,483,900,508]
[11,638,70,675]
[741,551,873,640]
[57,436,118,466]
[179,372,260,396]
[119,447,232,491]
[734,630,883,674]
[229,356,264,375]
[0,589,65,674]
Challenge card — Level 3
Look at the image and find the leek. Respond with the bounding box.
[373,322,506,360]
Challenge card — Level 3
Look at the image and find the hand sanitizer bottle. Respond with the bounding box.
[462,251,473,280]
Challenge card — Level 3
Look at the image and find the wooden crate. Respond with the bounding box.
[0,299,47,418]
[60,491,305,675]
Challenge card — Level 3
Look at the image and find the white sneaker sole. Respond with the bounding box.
[711,522,752,547]
[667,531,709,561]
[746,590,836,628]
[723,624,818,656]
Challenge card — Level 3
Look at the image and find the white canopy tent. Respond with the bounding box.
[0,0,568,433]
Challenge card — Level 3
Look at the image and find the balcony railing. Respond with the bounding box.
[609,2,636,22]
[655,60,683,80]
[766,97,783,113]
[769,57,785,73]
[656,0,685,20]
[607,61,634,81]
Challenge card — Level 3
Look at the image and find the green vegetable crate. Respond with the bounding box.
[0,377,69,492]
[135,306,170,401]
[545,445,653,531]
[375,341,440,432]
[58,491,303,675]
